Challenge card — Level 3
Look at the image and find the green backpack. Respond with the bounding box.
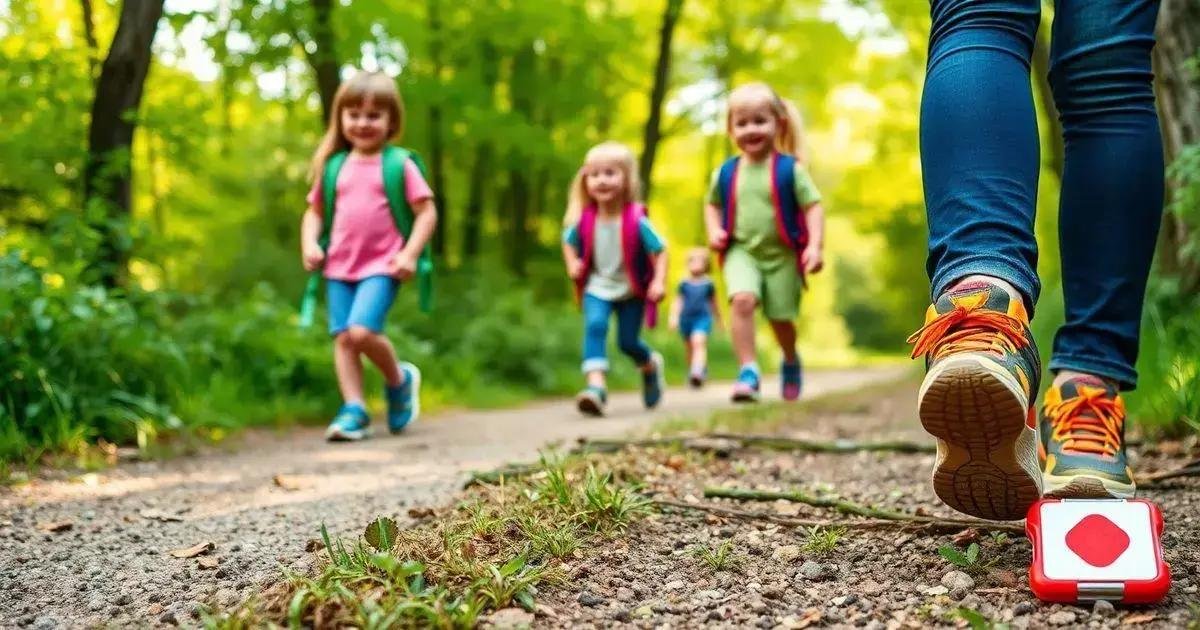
[298,145,435,328]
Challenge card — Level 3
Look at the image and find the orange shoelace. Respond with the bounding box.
[906,304,1029,362]
[1046,387,1125,458]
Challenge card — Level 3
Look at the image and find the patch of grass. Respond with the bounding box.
[801,525,847,556]
[691,540,743,573]
[947,607,1010,630]
[937,542,999,576]
[205,450,654,627]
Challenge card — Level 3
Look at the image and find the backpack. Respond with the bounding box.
[571,202,659,328]
[298,145,434,328]
[715,152,809,279]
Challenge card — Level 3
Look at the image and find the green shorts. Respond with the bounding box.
[723,246,802,321]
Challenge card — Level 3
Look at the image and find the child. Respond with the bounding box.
[562,142,668,416]
[299,71,438,441]
[669,247,723,388]
[704,83,825,403]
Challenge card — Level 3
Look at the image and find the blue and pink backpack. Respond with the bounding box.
[715,152,810,280]
[571,202,659,327]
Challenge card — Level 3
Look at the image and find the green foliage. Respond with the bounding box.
[802,525,847,556]
[937,541,1000,576]
[947,607,1010,630]
[691,540,743,573]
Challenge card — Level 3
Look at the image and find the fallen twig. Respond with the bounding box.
[578,434,934,456]
[656,498,1024,535]
[1136,457,1200,486]
[703,487,1024,534]
[464,463,544,488]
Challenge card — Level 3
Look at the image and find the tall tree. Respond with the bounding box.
[463,40,500,260]
[297,0,341,123]
[79,0,99,78]
[426,0,449,256]
[506,43,537,276]
[639,0,685,201]
[1153,0,1200,292]
[84,0,166,287]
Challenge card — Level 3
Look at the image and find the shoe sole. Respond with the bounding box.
[688,375,704,389]
[576,395,604,417]
[389,362,421,434]
[731,390,760,403]
[1043,472,1136,499]
[325,426,370,442]
[919,355,1041,521]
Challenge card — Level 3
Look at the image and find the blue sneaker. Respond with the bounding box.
[386,362,422,434]
[576,386,608,417]
[688,365,707,389]
[642,352,665,409]
[325,403,371,441]
[781,359,803,401]
[731,366,761,403]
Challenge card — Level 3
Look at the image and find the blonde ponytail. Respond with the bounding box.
[727,82,810,164]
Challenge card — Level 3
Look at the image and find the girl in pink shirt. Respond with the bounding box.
[299,71,438,441]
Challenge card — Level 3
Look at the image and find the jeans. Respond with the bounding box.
[921,0,1164,389]
[582,293,652,373]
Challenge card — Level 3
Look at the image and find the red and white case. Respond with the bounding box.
[1025,498,1170,604]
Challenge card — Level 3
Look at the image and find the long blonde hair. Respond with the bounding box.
[563,141,643,227]
[726,82,808,164]
[308,71,406,182]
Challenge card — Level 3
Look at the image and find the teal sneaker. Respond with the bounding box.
[386,362,421,434]
[325,403,371,441]
[1040,376,1136,499]
[731,366,761,403]
[576,386,608,417]
[643,352,665,409]
[781,359,803,401]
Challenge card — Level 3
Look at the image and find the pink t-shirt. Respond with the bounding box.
[307,154,433,281]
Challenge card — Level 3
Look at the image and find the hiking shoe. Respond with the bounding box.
[325,403,371,441]
[1040,376,1135,498]
[731,366,761,403]
[907,279,1042,521]
[781,359,803,401]
[688,366,707,389]
[643,352,666,409]
[386,362,422,434]
[576,386,608,417]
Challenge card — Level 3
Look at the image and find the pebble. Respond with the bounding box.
[616,587,635,602]
[772,545,802,563]
[925,585,949,596]
[577,591,605,607]
[1047,610,1077,626]
[830,594,858,607]
[1013,601,1035,616]
[664,580,685,591]
[487,607,534,629]
[1091,600,1115,617]
[941,570,974,592]
[796,560,831,582]
[696,589,723,600]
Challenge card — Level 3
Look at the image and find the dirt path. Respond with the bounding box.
[0,366,907,628]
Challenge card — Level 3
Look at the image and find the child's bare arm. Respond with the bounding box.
[563,241,585,280]
[801,201,825,274]
[709,295,724,331]
[704,203,727,250]
[668,291,683,329]
[389,197,438,279]
[300,205,324,271]
[647,250,668,302]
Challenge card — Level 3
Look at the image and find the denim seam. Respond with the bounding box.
[1047,353,1137,390]
[931,253,1040,309]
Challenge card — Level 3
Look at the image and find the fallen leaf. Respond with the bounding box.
[197,556,219,570]
[169,541,214,558]
[147,603,163,615]
[36,521,73,532]
[363,517,399,552]
[795,607,822,629]
[407,507,435,519]
[140,509,183,522]
[665,454,686,471]
[1122,613,1157,625]
[974,588,1012,595]
[952,528,981,546]
[272,474,302,491]
[535,604,558,619]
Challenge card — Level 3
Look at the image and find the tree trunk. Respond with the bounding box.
[310,0,340,124]
[79,0,99,78]
[506,44,536,276]
[84,0,165,288]
[427,0,448,257]
[1153,0,1200,291]
[639,0,685,201]
[463,41,500,261]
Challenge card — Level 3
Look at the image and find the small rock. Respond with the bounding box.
[487,607,534,629]
[577,591,605,607]
[941,570,975,592]
[109,593,132,606]
[772,545,802,563]
[796,560,830,582]
[612,610,631,623]
[831,594,858,607]
[696,589,723,600]
[664,579,685,591]
[616,587,635,602]
[1013,601,1035,616]
[925,585,950,596]
[147,603,163,616]
[633,605,653,618]
[1047,610,1077,626]
[1091,600,1116,617]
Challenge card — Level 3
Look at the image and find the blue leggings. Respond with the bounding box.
[581,294,652,373]
[921,0,1163,389]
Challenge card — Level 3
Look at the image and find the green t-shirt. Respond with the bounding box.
[707,158,821,261]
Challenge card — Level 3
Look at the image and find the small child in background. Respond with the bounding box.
[669,248,723,388]
[704,82,826,403]
[562,142,668,417]
[299,71,438,441]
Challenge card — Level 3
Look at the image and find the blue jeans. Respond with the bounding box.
[326,275,399,336]
[582,294,652,373]
[921,0,1163,389]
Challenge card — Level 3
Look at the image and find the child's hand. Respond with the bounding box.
[389,250,418,280]
[302,242,325,271]
[801,244,824,274]
[668,316,680,331]
[567,259,586,280]
[707,227,729,251]
[647,280,665,303]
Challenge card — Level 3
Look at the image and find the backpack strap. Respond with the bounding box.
[770,153,809,284]
[381,146,435,313]
[299,151,349,329]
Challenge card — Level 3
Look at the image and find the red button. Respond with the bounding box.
[1065,514,1130,568]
